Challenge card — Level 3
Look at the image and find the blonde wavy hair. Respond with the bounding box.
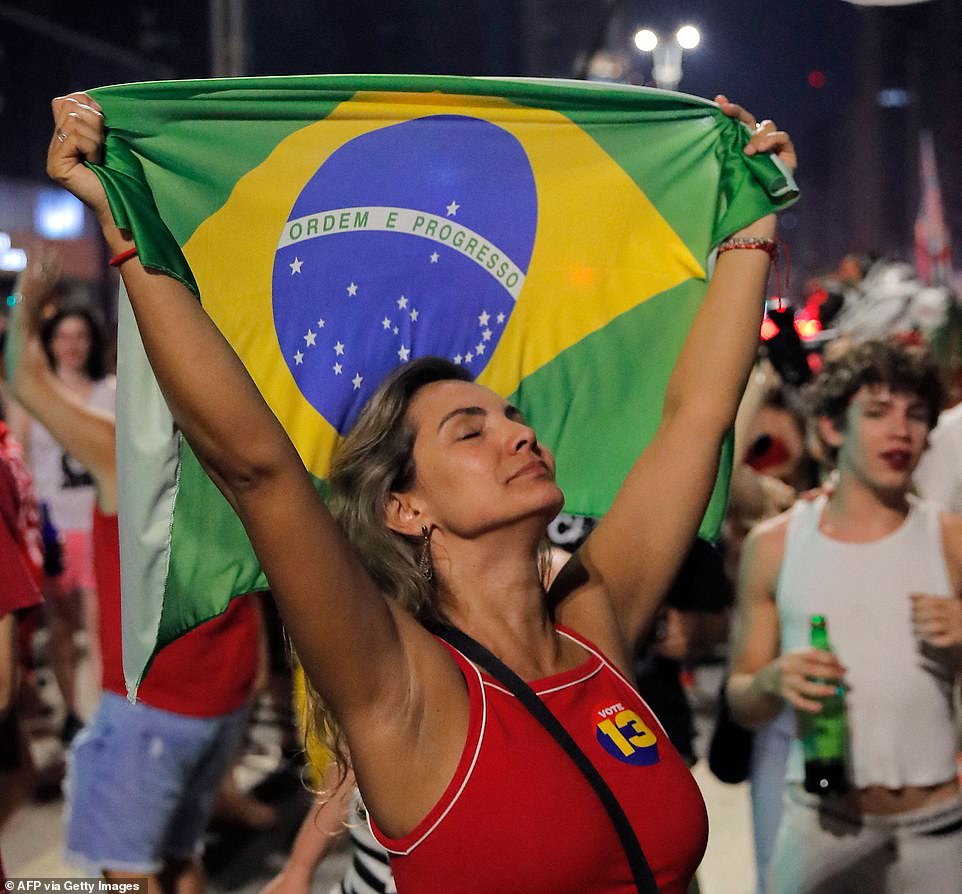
[297,357,557,785]
[299,357,471,783]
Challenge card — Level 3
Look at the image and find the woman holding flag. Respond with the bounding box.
[47,90,795,893]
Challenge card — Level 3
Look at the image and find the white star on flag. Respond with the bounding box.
[334,341,345,356]
[397,296,408,309]
[430,252,440,264]
[382,317,392,330]
[482,328,492,341]
[446,200,460,217]
[465,351,474,362]
[317,318,325,329]
[346,282,358,297]
[478,311,490,326]
[496,312,505,324]
[352,373,363,390]
[398,345,411,362]
[294,350,304,365]
[475,343,486,355]
[304,330,317,347]
[333,363,343,375]
[454,354,463,365]
[289,257,303,275]
[409,308,419,322]
[393,326,399,335]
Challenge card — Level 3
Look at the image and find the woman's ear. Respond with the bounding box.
[384,492,424,537]
[817,414,844,450]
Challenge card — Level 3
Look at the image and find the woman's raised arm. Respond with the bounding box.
[44,94,459,767]
[2,256,117,512]
[560,98,796,646]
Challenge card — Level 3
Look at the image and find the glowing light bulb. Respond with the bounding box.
[634,29,658,52]
[676,25,701,49]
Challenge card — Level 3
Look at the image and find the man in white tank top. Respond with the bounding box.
[727,339,962,894]
[915,401,962,515]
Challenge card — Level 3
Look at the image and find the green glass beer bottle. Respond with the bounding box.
[801,615,849,795]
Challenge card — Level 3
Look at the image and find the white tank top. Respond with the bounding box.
[777,495,958,789]
[29,377,115,533]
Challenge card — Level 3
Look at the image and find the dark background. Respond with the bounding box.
[1,0,960,285]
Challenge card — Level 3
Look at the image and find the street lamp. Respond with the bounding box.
[633,24,701,90]
[675,25,701,50]
[633,29,658,53]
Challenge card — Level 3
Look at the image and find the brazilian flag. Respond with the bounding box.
[91,75,797,694]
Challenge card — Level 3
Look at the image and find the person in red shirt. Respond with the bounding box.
[0,416,44,887]
[5,259,259,894]
[0,420,43,615]
[49,90,795,892]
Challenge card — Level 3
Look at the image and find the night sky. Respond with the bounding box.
[0,0,858,177]
[612,0,858,139]
[4,1,956,280]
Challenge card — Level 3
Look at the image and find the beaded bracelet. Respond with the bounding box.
[109,246,138,268]
[717,236,788,304]
[717,236,778,261]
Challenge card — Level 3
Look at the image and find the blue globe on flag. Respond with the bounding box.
[271,114,538,434]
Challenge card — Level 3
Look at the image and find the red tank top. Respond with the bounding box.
[0,422,42,614]
[94,509,258,716]
[371,627,708,893]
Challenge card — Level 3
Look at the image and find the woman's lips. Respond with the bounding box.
[509,460,549,482]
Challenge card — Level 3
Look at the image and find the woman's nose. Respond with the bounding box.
[509,422,538,453]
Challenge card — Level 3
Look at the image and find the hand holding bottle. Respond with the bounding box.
[756,645,846,714]
[800,615,849,795]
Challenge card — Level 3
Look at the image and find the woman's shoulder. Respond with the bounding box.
[551,572,633,676]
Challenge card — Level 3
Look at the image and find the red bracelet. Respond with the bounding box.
[717,237,789,305]
[109,246,138,268]
[716,237,778,260]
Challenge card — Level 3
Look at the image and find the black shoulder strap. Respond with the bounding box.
[432,623,659,894]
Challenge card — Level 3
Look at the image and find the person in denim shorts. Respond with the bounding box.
[7,257,260,893]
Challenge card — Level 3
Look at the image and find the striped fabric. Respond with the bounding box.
[335,789,396,894]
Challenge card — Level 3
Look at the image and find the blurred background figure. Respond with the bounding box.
[0,391,44,884]
[728,338,962,893]
[262,669,396,894]
[6,298,114,745]
[915,402,962,515]
[4,255,263,894]
[720,355,825,893]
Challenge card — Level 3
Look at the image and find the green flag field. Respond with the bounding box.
[86,74,797,694]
